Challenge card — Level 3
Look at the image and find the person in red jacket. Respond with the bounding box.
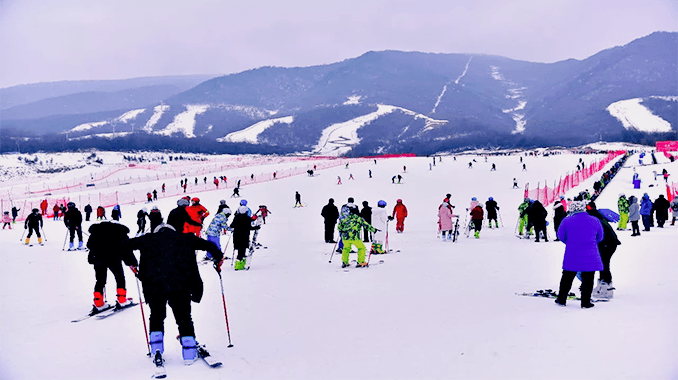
[392,199,408,233]
[470,204,484,238]
[40,199,48,215]
[185,197,209,236]
[53,204,61,220]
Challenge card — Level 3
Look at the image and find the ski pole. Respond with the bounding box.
[385,220,390,253]
[41,225,48,242]
[328,236,338,263]
[20,227,27,241]
[217,271,234,348]
[498,210,504,227]
[132,268,151,356]
[62,230,69,251]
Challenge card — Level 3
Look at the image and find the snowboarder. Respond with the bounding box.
[485,197,500,228]
[185,198,209,236]
[87,219,138,313]
[337,211,377,268]
[554,201,604,309]
[64,202,84,250]
[161,183,166,193]
[628,196,641,236]
[24,209,43,245]
[470,204,483,238]
[522,163,527,171]
[84,204,93,221]
[392,199,408,233]
[370,200,389,253]
[148,205,163,233]
[128,223,223,366]
[295,191,302,207]
[230,205,255,270]
[360,201,372,242]
[136,208,148,236]
[468,162,473,169]
[321,199,339,243]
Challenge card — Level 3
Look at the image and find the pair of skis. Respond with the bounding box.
[70,300,138,323]
[152,343,222,378]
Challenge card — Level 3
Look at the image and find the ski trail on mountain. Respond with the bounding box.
[491,66,528,134]
[431,56,472,114]
[455,56,473,84]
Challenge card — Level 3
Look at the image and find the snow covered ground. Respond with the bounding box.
[0,149,676,380]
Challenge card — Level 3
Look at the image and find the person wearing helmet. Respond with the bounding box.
[392,199,408,233]
[64,202,84,250]
[617,193,629,231]
[136,207,149,236]
[470,203,484,238]
[238,199,252,217]
[517,198,533,238]
[24,208,44,245]
[205,203,233,260]
[485,197,500,228]
[257,205,270,224]
[167,198,201,233]
[231,205,255,270]
[111,205,122,221]
[370,200,389,252]
[149,205,163,233]
[469,197,480,211]
[185,198,209,237]
[337,209,377,268]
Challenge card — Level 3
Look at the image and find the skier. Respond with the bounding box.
[628,196,641,236]
[214,177,219,189]
[147,192,153,203]
[335,198,360,252]
[64,202,84,250]
[639,193,653,231]
[470,203,483,238]
[337,176,342,185]
[237,199,252,216]
[40,199,48,215]
[517,198,532,238]
[485,197,500,228]
[24,209,43,245]
[529,199,548,242]
[2,211,12,229]
[60,204,66,220]
[87,219,139,313]
[111,205,121,221]
[468,162,473,169]
[337,211,377,268]
[522,163,527,171]
[97,206,106,220]
[654,194,670,228]
[391,175,396,184]
[161,183,166,193]
[321,199,339,243]
[392,199,408,233]
[438,200,455,240]
[258,205,270,224]
[360,201,372,242]
[167,198,202,234]
[369,169,372,178]
[513,178,519,189]
[370,200,389,253]
[204,177,207,184]
[205,205,232,260]
[185,198,209,236]
[349,173,354,180]
[469,197,480,210]
[554,201,604,309]
[84,204,93,221]
[153,189,158,201]
[295,191,302,207]
[491,163,496,171]
[148,205,163,233]
[230,205,255,270]
[128,222,223,366]
[397,174,402,184]
[232,187,241,197]
[136,207,148,236]
[53,204,61,221]
[587,202,621,300]
[553,200,566,241]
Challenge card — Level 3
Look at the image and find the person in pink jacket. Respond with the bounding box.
[438,201,455,240]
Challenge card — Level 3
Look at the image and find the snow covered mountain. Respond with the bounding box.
[2,32,675,155]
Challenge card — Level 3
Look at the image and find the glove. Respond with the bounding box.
[214,258,224,273]
[387,216,394,221]
[130,266,139,276]
[24,225,27,229]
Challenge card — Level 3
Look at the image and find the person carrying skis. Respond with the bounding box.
[96,206,106,220]
[258,205,270,224]
[485,197,500,228]
[167,198,202,234]
[470,203,483,238]
[438,200,455,240]
[111,205,121,221]
[64,202,84,250]
[205,205,232,260]
[321,198,339,243]
[24,208,43,245]
[230,205,255,270]
[86,219,139,313]
[128,223,223,366]
[371,200,389,253]
[294,191,302,207]
[148,205,163,233]
[185,198,209,236]
[529,199,548,242]
[84,204,93,221]
[554,201,604,309]
[2,211,12,229]
[360,201,373,242]
[337,211,377,268]
[392,199,408,233]
[136,207,148,236]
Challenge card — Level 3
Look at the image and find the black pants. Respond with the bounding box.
[324,222,336,243]
[137,220,146,234]
[534,223,547,241]
[472,219,482,232]
[599,247,616,284]
[641,215,651,231]
[557,270,594,305]
[27,226,41,238]
[631,220,640,235]
[657,218,666,228]
[69,225,83,243]
[85,212,91,221]
[93,261,126,293]
[147,291,195,337]
[236,247,248,260]
[363,228,371,242]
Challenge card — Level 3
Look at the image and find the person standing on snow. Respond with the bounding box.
[136,208,148,236]
[371,200,390,253]
[628,196,641,236]
[84,204,93,222]
[64,202,84,250]
[470,203,484,238]
[653,194,670,228]
[185,198,209,236]
[257,205,271,224]
[148,205,163,233]
[553,200,567,241]
[128,223,223,366]
[294,191,302,207]
[670,197,678,226]
[360,201,373,242]
[485,197,500,228]
[337,212,377,268]
[40,199,48,216]
[53,204,61,221]
[321,199,339,243]
[586,202,621,300]
[86,219,138,313]
[111,205,121,221]
[230,205,255,270]
[529,200,548,242]
[205,205,232,260]
[392,199,408,233]
[96,206,106,220]
[639,193,653,231]
[517,198,531,237]
[2,211,12,229]
[167,198,202,234]
[24,209,43,245]
[554,201,604,309]
[438,200,455,240]
[617,194,629,231]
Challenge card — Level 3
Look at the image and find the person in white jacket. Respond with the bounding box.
[370,200,390,254]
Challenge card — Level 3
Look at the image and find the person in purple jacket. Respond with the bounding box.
[555,201,604,309]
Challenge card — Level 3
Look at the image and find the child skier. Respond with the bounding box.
[392,199,408,233]
[2,211,12,229]
[438,200,455,240]
[470,204,484,238]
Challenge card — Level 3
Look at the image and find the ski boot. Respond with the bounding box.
[38,237,43,245]
[356,262,368,268]
[341,262,350,268]
[180,336,198,365]
[116,288,132,308]
[25,238,30,245]
[78,241,84,250]
[91,291,110,315]
[474,231,480,239]
[68,242,74,251]
[234,259,246,271]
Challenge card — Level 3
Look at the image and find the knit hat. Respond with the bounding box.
[177,198,189,207]
[237,206,249,214]
[568,201,587,215]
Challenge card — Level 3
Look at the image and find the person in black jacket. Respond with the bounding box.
[485,197,500,228]
[84,204,93,222]
[553,200,567,241]
[87,220,138,313]
[24,208,43,245]
[64,202,84,250]
[148,206,163,233]
[136,208,148,236]
[587,202,621,299]
[167,198,201,233]
[529,200,548,242]
[321,198,339,243]
[128,223,222,365]
[360,201,372,242]
[231,206,255,270]
[653,194,670,228]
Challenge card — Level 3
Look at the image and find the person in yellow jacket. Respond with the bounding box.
[337,213,377,268]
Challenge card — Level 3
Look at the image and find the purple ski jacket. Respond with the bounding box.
[556,212,604,272]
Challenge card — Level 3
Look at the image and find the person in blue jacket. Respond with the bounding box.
[639,193,653,231]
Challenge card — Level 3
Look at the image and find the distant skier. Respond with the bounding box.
[24,209,43,245]
[96,206,106,220]
[639,193,653,231]
[485,197,500,228]
[2,211,11,229]
[232,187,241,197]
[529,200,548,242]
[397,174,402,184]
[491,163,496,171]
[111,205,121,221]
[392,199,408,233]
[513,178,519,189]
[468,162,473,169]
[321,199,339,243]
[295,191,302,207]
[517,198,531,238]
[84,204,93,222]
[628,195,641,236]
[147,192,153,203]
[185,198,209,236]
[153,189,158,201]
[369,169,372,178]
[136,208,148,236]
[11,206,20,223]
[349,173,354,180]
[53,204,61,221]
[654,194,670,228]
[257,205,270,224]
[64,202,84,250]
[391,176,396,184]
[337,176,342,185]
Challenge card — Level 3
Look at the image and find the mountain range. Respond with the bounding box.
[1,31,676,155]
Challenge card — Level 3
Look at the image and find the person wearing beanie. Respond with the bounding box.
[167,198,201,233]
[360,201,372,242]
[639,193,653,231]
[628,196,641,236]
[555,201,604,308]
[553,200,567,241]
[653,194,670,228]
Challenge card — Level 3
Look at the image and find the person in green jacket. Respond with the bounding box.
[337,213,377,268]
[617,193,629,230]
[517,198,532,237]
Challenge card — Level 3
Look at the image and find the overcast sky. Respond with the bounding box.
[0,0,676,88]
